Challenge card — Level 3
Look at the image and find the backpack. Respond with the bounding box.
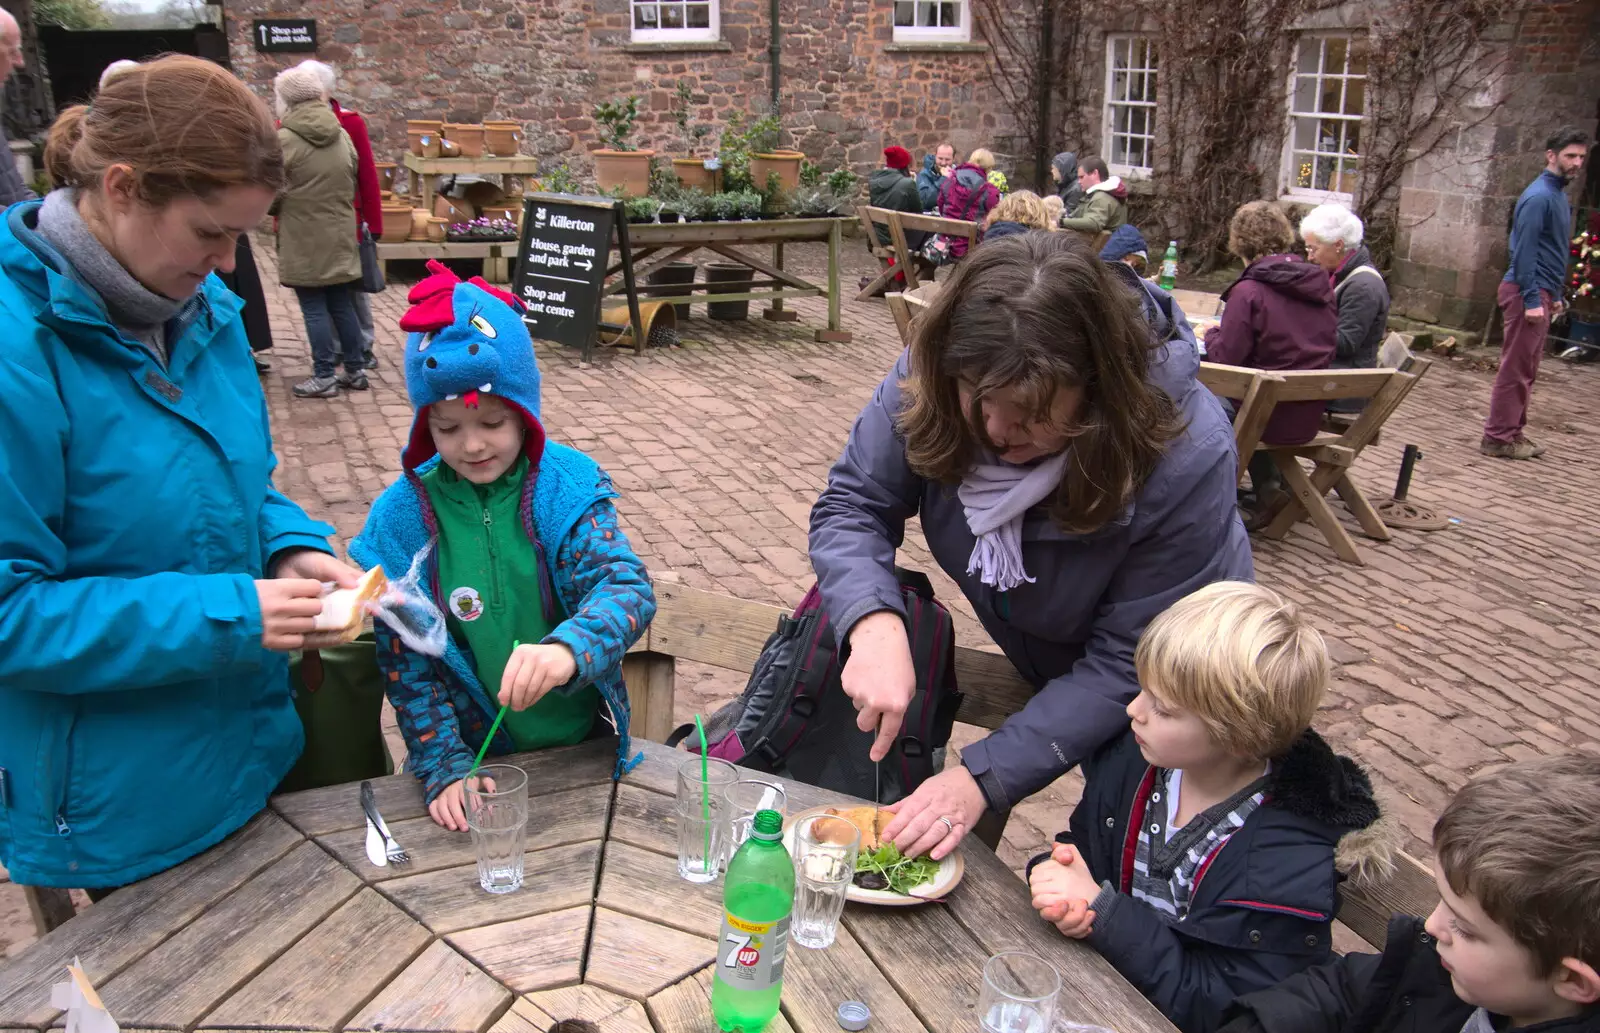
[667,569,963,804]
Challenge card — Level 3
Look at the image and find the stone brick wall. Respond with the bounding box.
[223,0,1014,185]
[1388,0,1600,330]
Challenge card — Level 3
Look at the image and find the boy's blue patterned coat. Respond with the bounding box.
[349,263,653,800]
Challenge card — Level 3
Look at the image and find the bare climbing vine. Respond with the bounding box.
[1354,0,1536,268]
[973,0,1093,192]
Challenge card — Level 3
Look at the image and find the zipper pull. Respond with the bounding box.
[483,509,492,529]
[55,813,72,837]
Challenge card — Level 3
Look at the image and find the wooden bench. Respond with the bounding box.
[620,581,1439,949]
[856,205,908,300]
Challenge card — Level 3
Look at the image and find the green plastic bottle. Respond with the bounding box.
[1159,240,1179,290]
[712,809,794,1032]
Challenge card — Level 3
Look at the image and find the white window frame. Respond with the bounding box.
[630,0,720,43]
[891,0,971,44]
[1281,32,1366,203]
[1103,34,1158,179]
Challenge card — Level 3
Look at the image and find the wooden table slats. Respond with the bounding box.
[445,907,590,993]
[198,888,431,1029]
[0,738,1175,1033]
[344,941,511,1033]
[0,812,304,1027]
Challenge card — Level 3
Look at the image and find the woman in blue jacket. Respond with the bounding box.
[0,56,359,892]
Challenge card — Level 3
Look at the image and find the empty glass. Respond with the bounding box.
[465,764,529,894]
[790,813,859,949]
[676,756,737,883]
[979,952,1061,1033]
[722,779,787,862]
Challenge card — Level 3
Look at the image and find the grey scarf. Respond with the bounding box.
[37,189,184,360]
[957,450,1071,591]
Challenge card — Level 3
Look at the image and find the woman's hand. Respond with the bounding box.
[841,611,917,761]
[881,764,988,861]
[255,578,328,651]
[271,548,362,588]
[500,643,577,711]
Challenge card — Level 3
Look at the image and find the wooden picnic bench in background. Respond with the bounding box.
[855,206,978,300]
[1198,357,1434,565]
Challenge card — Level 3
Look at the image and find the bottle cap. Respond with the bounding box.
[836,1001,870,1031]
[751,809,784,838]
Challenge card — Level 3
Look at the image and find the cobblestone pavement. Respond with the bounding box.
[6,238,1598,956]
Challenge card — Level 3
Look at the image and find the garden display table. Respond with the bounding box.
[0,737,1175,1033]
[608,218,856,343]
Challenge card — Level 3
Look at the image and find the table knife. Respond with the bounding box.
[364,817,388,868]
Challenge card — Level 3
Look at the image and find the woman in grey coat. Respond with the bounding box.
[809,232,1253,861]
[1300,203,1391,413]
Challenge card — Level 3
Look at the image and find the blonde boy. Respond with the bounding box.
[1221,753,1600,1033]
[1028,581,1387,1033]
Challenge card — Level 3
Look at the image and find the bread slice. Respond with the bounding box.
[823,806,893,851]
[312,565,388,642]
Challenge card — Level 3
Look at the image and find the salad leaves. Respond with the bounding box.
[855,842,942,895]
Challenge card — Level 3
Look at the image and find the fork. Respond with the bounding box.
[360,781,411,866]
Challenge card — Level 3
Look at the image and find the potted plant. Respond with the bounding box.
[731,190,764,221]
[540,165,580,196]
[592,95,654,197]
[759,173,789,220]
[625,195,660,224]
[825,167,858,202]
[748,112,804,192]
[708,192,741,222]
[670,80,720,194]
[717,111,755,194]
[674,188,711,222]
[446,217,520,242]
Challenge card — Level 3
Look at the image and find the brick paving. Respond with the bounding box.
[5,238,1599,958]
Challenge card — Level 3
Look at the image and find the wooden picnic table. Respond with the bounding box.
[605,218,855,343]
[0,736,1174,1033]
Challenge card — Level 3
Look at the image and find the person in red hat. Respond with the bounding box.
[864,145,930,295]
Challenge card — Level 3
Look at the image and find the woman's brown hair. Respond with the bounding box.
[1227,200,1295,262]
[984,189,1049,230]
[898,231,1184,534]
[44,54,284,204]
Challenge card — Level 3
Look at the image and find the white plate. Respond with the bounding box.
[782,806,965,907]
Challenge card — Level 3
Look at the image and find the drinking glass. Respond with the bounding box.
[979,952,1061,1033]
[676,756,737,883]
[465,764,529,894]
[790,813,859,949]
[722,779,787,862]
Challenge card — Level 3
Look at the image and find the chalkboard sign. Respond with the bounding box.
[253,19,317,52]
[512,193,641,359]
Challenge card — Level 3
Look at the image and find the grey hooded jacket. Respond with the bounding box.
[808,300,1253,812]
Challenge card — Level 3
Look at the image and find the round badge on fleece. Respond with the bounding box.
[449,586,485,622]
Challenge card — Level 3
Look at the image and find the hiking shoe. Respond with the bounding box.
[292,375,340,398]
[1480,437,1539,460]
[1514,434,1547,458]
[337,370,369,391]
[363,351,381,370]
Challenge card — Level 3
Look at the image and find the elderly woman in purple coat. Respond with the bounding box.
[809,231,1253,860]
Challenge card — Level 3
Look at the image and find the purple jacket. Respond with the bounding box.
[809,332,1253,813]
[1204,255,1337,445]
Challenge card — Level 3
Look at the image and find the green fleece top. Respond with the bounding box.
[421,456,599,749]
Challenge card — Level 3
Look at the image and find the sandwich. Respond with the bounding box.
[822,806,893,851]
[312,566,388,642]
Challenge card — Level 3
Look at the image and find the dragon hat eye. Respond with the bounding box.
[469,314,498,339]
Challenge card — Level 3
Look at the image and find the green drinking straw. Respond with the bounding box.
[468,640,518,780]
[695,713,711,864]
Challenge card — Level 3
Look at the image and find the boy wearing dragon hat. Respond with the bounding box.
[351,262,655,830]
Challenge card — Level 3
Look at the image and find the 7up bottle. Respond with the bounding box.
[1158,240,1179,290]
[712,809,794,1032]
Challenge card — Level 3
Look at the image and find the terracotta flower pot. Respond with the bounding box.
[594,149,654,198]
[407,119,443,133]
[374,162,398,193]
[750,151,803,192]
[409,208,433,241]
[443,123,486,158]
[409,130,441,158]
[672,158,720,194]
[426,217,448,243]
[433,195,475,223]
[379,204,413,244]
[439,139,462,158]
[484,122,522,157]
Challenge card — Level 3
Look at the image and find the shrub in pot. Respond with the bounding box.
[593,95,654,197]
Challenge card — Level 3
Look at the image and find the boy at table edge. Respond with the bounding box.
[1028,581,1390,1033]
[1219,753,1600,1033]
[349,261,655,830]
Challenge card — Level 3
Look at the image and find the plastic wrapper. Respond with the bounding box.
[369,543,448,657]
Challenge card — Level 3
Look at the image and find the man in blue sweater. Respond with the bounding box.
[1482,126,1588,459]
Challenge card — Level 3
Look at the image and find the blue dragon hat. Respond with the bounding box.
[398,260,546,472]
